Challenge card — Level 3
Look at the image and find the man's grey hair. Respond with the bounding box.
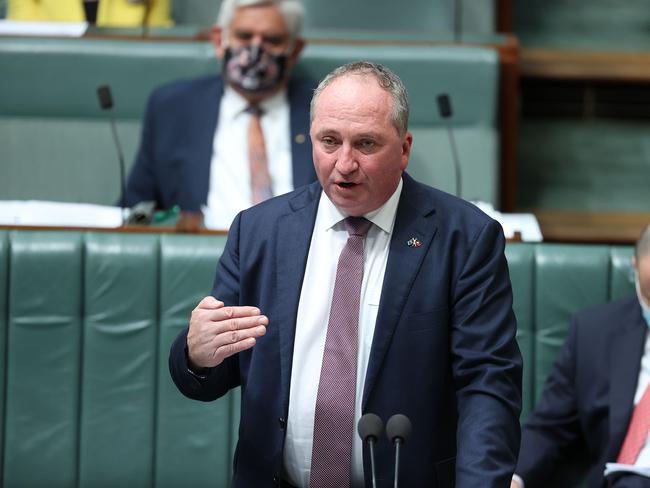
[310,61,410,137]
[636,224,650,260]
[217,0,304,40]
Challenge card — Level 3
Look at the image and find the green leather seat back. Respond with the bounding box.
[610,246,635,300]
[3,231,83,487]
[296,43,500,205]
[302,0,496,36]
[505,243,535,419]
[156,234,237,487]
[79,233,159,485]
[533,245,610,400]
[1,37,500,207]
[0,37,217,205]
[0,231,7,470]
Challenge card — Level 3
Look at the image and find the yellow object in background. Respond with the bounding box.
[7,0,173,27]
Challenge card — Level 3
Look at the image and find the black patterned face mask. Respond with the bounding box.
[223,44,288,93]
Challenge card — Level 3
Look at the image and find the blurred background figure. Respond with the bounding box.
[6,0,172,26]
[121,0,316,231]
[512,225,650,488]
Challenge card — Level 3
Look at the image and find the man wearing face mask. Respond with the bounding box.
[512,225,650,488]
[122,0,316,230]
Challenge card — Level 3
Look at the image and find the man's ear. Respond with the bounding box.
[287,38,305,66]
[211,25,226,59]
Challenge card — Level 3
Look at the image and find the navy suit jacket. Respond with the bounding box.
[122,75,317,212]
[170,173,522,487]
[516,295,647,488]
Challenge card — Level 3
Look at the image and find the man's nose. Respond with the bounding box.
[335,144,358,174]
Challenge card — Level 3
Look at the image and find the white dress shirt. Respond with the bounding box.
[283,179,404,488]
[202,86,293,230]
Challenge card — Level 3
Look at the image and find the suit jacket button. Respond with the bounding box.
[278,417,286,429]
[272,475,279,485]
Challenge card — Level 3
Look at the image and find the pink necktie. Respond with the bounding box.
[617,384,650,464]
[247,105,273,205]
[310,217,373,488]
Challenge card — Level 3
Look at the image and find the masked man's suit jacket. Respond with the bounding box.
[516,295,648,488]
[123,75,317,212]
[170,173,522,487]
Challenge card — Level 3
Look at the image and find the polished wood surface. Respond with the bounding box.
[535,210,650,244]
[3,210,648,245]
[520,48,650,82]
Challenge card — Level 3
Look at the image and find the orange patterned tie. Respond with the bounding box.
[617,384,650,464]
[247,105,273,205]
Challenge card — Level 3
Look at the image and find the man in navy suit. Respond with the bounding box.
[513,225,650,488]
[122,0,316,230]
[170,61,522,487]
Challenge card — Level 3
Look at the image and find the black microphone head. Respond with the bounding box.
[436,94,453,118]
[358,413,383,442]
[97,85,113,110]
[386,414,412,443]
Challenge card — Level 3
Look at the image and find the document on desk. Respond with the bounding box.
[0,20,88,37]
[471,201,543,242]
[605,462,650,479]
[0,201,123,228]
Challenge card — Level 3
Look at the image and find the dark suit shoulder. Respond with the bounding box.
[236,181,320,225]
[403,173,500,245]
[573,294,642,334]
[148,74,223,108]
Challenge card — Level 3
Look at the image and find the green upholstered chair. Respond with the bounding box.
[0,230,638,487]
[0,36,501,207]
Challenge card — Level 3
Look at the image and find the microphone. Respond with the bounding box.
[436,94,462,199]
[357,413,383,488]
[386,414,412,488]
[452,0,463,43]
[96,85,127,226]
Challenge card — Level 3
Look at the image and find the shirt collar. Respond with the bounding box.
[319,177,404,235]
[221,85,288,121]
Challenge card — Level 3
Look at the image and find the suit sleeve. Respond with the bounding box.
[168,213,243,401]
[515,316,583,488]
[451,218,523,487]
[121,91,160,208]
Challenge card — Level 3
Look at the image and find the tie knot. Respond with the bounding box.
[344,216,372,237]
[245,104,263,116]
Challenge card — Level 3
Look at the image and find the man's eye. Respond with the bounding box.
[263,35,286,46]
[234,32,253,42]
[359,140,376,150]
[322,137,337,146]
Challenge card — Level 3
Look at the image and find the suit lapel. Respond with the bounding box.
[362,174,438,408]
[276,183,321,411]
[608,304,647,460]
[187,77,223,208]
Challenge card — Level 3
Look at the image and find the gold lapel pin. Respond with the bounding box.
[407,237,422,248]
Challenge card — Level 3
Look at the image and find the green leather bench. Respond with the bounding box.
[0,229,637,486]
[0,36,500,208]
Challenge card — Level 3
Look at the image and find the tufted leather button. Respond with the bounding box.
[278,417,286,429]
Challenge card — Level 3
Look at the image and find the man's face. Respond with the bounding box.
[310,75,412,217]
[227,4,292,56]
[635,254,650,307]
[211,4,303,101]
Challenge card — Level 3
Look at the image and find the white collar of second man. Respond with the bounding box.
[222,84,288,120]
[319,177,404,236]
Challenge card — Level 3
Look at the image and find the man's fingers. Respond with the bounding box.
[196,296,224,310]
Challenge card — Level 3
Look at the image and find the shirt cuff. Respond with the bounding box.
[512,473,525,488]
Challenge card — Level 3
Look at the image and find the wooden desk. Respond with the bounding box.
[520,48,650,82]
[535,210,650,244]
